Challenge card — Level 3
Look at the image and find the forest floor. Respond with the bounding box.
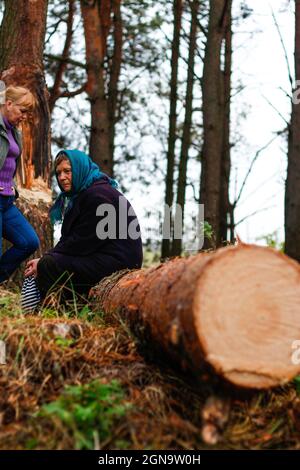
[0,285,300,450]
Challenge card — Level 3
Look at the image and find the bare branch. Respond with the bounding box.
[279,85,292,100]
[238,170,281,206]
[235,204,277,226]
[45,18,66,46]
[261,94,290,125]
[44,53,86,70]
[187,180,200,203]
[59,83,87,98]
[234,134,280,206]
[49,0,76,113]
[270,7,293,89]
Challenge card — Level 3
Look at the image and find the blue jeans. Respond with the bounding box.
[0,195,40,282]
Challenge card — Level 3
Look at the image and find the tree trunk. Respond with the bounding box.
[108,0,122,172]
[219,0,232,244]
[172,0,199,257]
[0,0,52,285]
[0,0,51,185]
[161,0,183,260]
[200,0,227,248]
[80,0,113,176]
[90,244,300,389]
[285,0,300,262]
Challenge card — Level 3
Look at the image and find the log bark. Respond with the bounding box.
[90,244,300,389]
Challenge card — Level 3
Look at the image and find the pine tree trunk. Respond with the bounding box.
[90,244,300,389]
[80,0,113,176]
[172,0,199,257]
[0,0,51,185]
[161,0,183,259]
[219,0,232,244]
[0,0,52,285]
[108,0,122,172]
[285,0,300,262]
[200,0,227,248]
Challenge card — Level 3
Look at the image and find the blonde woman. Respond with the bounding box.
[0,85,39,283]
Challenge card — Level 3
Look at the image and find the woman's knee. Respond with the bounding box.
[19,231,40,254]
[27,233,40,253]
[37,255,73,293]
[37,255,61,296]
[37,255,58,277]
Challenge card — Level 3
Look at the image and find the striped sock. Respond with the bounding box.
[21,275,41,313]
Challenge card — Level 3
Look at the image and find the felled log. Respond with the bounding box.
[90,244,300,389]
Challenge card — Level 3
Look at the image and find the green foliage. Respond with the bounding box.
[14,335,24,365]
[142,248,161,267]
[0,295,22,318]
[203,221,214,241]
[294,375,300,395]
[40,307,60,318]
[256,231,284,252]
[114,439,130,450]
[77,304,95,322]
[25,438,39,450]
[54,336,75,348]
[38,380,130,449]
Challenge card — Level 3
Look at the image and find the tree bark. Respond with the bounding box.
[161,0,183,259]
[80,0,113,176]
[219,0,232,244]
[285,0,300,262]
[172,0,199,257]
[0,0,52,284]
[90,244,300,389]
[99,0,113,57]
[200,0,227,248]
[0,0,51,185]
[108,0,122,172]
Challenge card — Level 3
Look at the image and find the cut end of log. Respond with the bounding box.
[194,245,300,389]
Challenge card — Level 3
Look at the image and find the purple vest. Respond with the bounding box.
[0,116,20,196]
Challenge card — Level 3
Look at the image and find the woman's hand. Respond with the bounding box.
[24,258,40,278]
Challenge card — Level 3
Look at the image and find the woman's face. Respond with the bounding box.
[56,159,72,192]
[3,99,29,126]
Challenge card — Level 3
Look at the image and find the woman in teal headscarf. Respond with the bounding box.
[49,149,118,225]
[21,150,143,311]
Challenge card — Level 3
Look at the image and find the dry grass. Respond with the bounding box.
[0,286,300,450]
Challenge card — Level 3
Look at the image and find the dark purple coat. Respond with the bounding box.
[46,179,143,284]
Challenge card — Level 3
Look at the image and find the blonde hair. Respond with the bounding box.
[0,85,36,110]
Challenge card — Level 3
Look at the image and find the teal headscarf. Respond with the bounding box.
[50,149,118,224]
